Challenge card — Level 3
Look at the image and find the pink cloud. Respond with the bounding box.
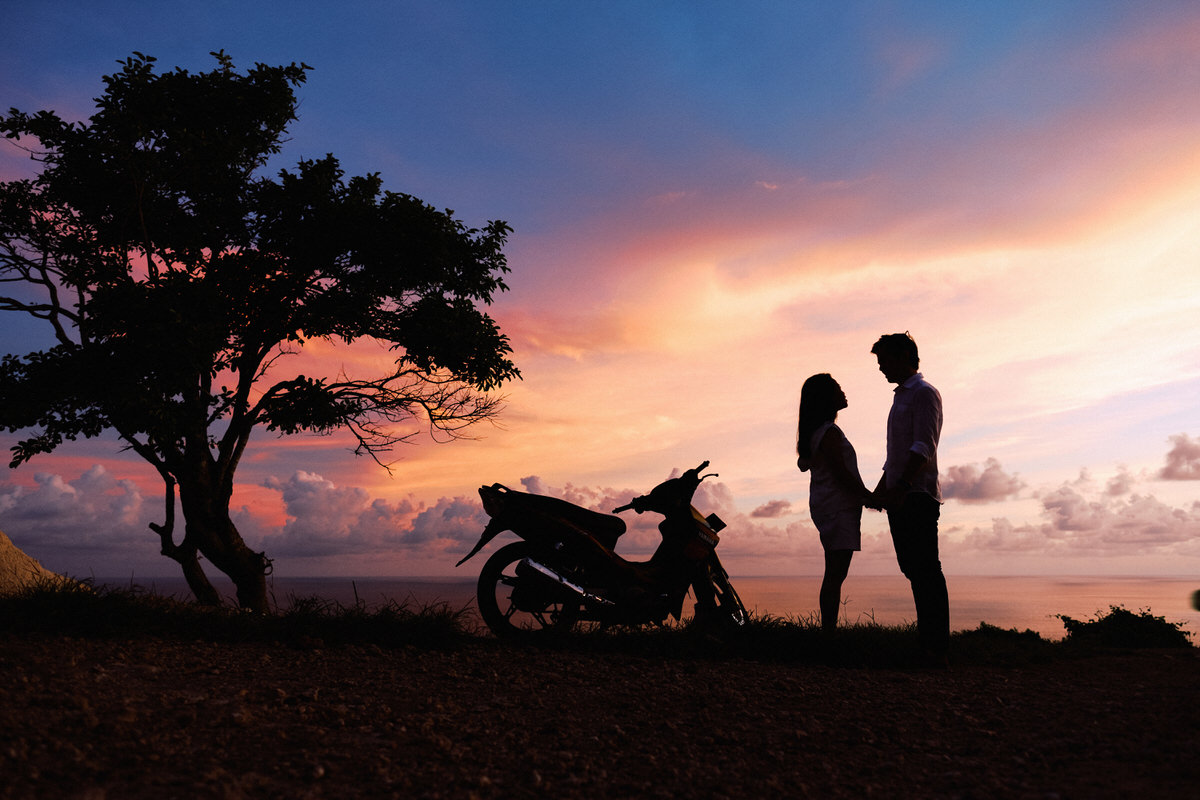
[5,460,1198,579]
[942,458,1024,504]
[961,518,1061,554]
[1037,479,1198,549]
[496,305,651,359]
[256,471,435,557]
[1158,433,1200,480]
[751,500,793,519]
[961,488,1200,559]
[1041,482,1107,532]
[1106,468,1136,497]
[401,496,487,546]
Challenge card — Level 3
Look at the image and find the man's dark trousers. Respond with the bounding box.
[887,492,949,654]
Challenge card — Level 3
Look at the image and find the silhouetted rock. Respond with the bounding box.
[0,530,72,595]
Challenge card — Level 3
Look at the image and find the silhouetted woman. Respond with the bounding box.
[797,374,872,633]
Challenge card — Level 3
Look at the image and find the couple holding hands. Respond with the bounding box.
[797,332,949,659]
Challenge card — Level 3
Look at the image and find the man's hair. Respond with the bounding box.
[871,332,919,369]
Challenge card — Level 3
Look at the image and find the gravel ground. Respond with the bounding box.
[2,634,1198,799]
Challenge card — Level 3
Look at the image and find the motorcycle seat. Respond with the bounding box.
[517,491,627,548]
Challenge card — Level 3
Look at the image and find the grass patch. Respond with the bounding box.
[499,613,1058,668]
[0,576,474,650]
[489,604,1191,668]
[1,582,1192,666]
[950,622,1057,666]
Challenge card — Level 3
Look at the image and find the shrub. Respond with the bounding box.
[1057,605,1192,649]
[952,622,1054,665]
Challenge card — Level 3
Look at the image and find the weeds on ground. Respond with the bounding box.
[0,577,473,649]
[1,581,1192,666]
[950,622,1056,666]
[507,602,1191,668]
[515,610,1051,668]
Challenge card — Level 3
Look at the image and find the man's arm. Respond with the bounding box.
[874,451,928,511]
[909,383,942,466]
[879,385,940,510]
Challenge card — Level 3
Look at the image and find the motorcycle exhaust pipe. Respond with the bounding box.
[521,558,615,607]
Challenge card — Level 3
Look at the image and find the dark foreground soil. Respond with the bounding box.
[2,634,1197,799]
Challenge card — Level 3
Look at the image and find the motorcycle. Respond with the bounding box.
[456,460,748,637]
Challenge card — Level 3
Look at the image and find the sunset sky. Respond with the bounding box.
[1,2,1198,583]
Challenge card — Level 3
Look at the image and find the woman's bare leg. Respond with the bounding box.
[820,550,854,633]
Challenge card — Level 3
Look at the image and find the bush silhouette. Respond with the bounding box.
[1057,605,1192,649]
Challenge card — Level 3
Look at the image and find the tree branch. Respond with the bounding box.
[147,471,179,556]
[0,242,80,345]
[322,367,506,466]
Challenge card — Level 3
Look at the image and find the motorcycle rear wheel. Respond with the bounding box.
[477,542,581,638]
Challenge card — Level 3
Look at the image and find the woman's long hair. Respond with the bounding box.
[797,373,842,459]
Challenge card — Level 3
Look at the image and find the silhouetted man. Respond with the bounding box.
[870,332,949,661]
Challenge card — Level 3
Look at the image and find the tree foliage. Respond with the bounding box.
[0,52,520,609]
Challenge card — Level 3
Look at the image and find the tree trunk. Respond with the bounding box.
[151,529,221,605]
[149,477,222,607]
[175,474,270,613]
[175,544,223,606]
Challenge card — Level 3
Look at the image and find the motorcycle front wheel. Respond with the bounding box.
[477,542,581,638]
[702,556,749,629]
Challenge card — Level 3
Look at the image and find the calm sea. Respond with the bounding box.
[97,574,1200,641]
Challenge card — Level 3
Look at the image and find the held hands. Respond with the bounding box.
[864,474,910,512]
[867,485,909,512]
[865,476,887,512]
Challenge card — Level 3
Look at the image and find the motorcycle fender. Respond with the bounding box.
[455,518,509,567]
[669,590,687,621]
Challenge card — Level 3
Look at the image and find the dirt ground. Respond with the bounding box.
[2,634,1197,799]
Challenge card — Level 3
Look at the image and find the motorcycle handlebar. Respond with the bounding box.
[612,494,649,514]
[612,461,714,514]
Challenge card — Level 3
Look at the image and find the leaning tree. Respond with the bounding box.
[0,52,520,611]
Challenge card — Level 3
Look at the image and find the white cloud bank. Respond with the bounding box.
[0,437,1196,576]
[0,466,151,552]
[961,478,1200,558]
